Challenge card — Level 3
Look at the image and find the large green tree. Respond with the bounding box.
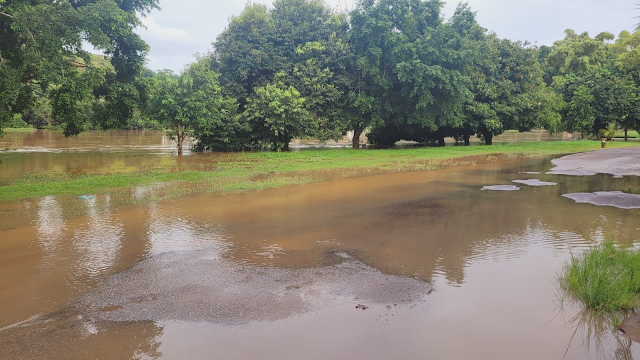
[244,79,314,151]
[212,0,349,149]
[0,0,157,136]
[547,30,640,139]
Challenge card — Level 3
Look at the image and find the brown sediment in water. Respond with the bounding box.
[3,152,640,359]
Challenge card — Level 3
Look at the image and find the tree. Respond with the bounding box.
[351,0,476,146]
[212,0,351,148]
[547,30,640,140]
[564,85,595,137]
[243,80,314,151]
[456,11,555,145]
[546,30,612,78]
[146,59,238,155]
[0,0,157,136]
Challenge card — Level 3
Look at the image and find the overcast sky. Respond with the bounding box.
[135,0,639,72]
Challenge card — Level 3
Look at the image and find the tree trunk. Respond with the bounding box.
[484,132,493,145]
[437,137,445,147]
[352,127,364,149]
[463,133,470,146]
[625,128,629,142]
[176,130,184,156]
[282,133,292,151]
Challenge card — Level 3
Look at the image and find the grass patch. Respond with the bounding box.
[614,130,640,139]
[1,140,639,202]
[559,241,640,313]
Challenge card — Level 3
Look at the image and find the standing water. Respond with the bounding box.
[1,130,640,359]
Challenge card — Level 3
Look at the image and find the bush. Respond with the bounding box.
[10,114,28,128]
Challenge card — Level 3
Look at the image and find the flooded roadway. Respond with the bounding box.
[1,131,640,359]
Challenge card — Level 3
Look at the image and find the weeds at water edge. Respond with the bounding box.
[559,241,640,313]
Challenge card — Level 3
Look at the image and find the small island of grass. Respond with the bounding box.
[560,241,640,313]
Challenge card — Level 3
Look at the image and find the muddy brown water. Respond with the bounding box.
[0,129,575,181]
[2,131,640,359]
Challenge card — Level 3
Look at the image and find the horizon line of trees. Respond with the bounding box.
[3,0,640,152]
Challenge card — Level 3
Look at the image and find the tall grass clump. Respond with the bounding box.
[559,241,640,313]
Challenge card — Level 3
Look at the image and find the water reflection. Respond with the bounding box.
[557,303,633,360]
[36,196,65,255]
[3,156,640,359]
[72,196,123,277]
[144,202,229,256]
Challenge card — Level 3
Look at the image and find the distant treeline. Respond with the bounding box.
[2,0,640,151]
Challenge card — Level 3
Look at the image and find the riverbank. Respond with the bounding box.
[1,141,639,202]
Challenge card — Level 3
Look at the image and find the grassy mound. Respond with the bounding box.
[560,241,640,313]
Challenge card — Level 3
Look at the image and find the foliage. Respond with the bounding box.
[211,0,351,149]
[599,123,617,141]
[9,113,26,128]
[545,30,640,139]
[244,79,313,151]
[146,58,239,155]
[5,0,640,149]
[559,241,640,313]
[0,0,158,136]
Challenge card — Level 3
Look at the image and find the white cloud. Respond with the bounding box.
[140,16,193,42]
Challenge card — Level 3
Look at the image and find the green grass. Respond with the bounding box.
[559,241,640,313]
[614,130,640,139]
[1,140,639,202]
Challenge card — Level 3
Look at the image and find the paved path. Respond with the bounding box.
[549,147,640,177]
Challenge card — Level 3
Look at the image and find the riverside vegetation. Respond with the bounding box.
[3,0,640,151]
[560,241,640,313]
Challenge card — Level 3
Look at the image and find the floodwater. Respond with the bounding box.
[2,131,640,359]
[0,129,571,181]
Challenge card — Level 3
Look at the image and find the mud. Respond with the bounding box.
[80,251,430,324]
[512,179,557,187]
[621,313,640,343]
[481,185,520,191]
[563,191,640,209]
[549,147,640,177]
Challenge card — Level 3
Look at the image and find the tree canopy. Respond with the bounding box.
[3,0,640,149]
[0,0,158,136]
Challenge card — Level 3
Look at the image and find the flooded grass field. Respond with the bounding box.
[2,130,640,359]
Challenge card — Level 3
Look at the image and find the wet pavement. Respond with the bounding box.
[2,133,640,359]
[563,191,640,209]
[549,147,640,177]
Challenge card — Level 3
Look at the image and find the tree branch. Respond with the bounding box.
[0,11,13,18]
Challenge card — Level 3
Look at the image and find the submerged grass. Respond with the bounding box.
[559,241,640,313]
[1,140,639,202]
